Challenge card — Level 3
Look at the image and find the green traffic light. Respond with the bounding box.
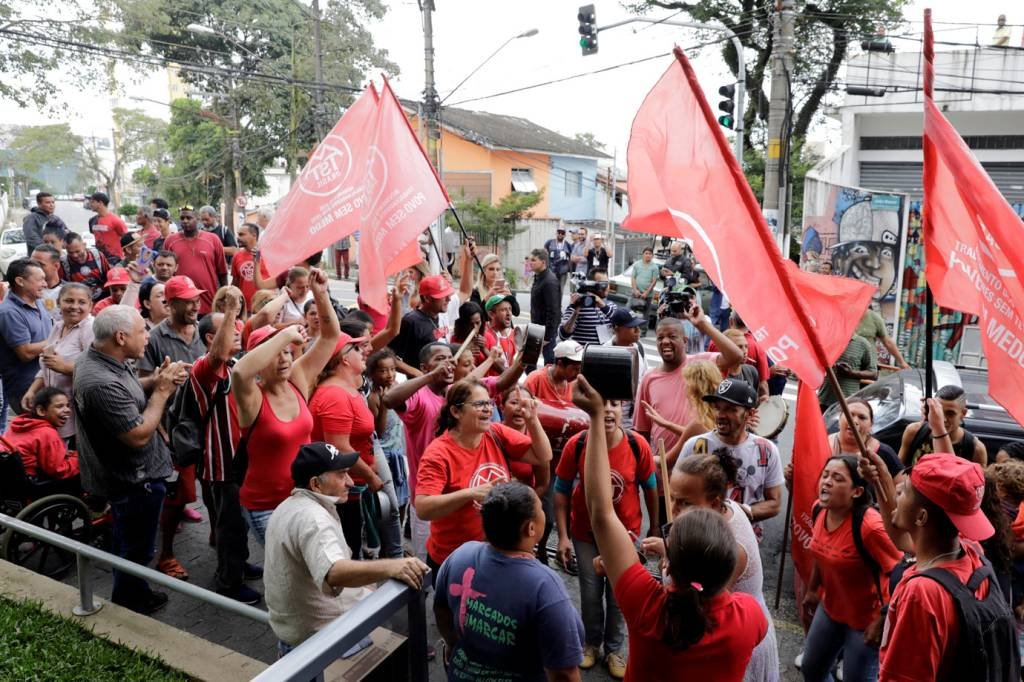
[580,37,586,47]
[718,115,734,129]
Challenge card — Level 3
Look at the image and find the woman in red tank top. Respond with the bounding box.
[231,268,340,545]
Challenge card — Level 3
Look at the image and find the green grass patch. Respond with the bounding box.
[0,597,188,681]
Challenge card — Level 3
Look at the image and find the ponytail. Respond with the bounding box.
[661,582,711,650]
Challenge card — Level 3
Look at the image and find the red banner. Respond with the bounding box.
[259,80,449,312]
[923,11,1024,426]
[623,47,873,389]
[357,80,451,313]
[791,381,833,584]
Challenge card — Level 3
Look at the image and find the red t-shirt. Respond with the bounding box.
[139,224,162,249]
[483,326,516,376]
[613,563,767,682]
[163,231,227,314]
[556,430,656,541]
[230,250,270,310]
[238,382,314,511]
[309,384,375,485]
[880,542,987,682]
[416,423,532,563]
[809,506,902,630]
[524,368,574,406]
[91,213,128,259]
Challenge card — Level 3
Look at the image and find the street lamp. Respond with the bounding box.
[439,28,540,105]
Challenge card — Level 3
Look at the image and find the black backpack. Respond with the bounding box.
[167,377,221,473]
[812,503,884,601]
[907,557,1020,681]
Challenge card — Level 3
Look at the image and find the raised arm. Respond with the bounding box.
[689,304,741,370]
[371,273,409,351]
[383,363,447,410]
[519,398,553,466]
[209,295,241,371]
[457,240,475,301]
[231,325,306,427]
[251,290,289,330]
[291,268,340,397]
[573,376,639,585]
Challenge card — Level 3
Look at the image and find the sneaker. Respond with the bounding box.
[580,645,600,670]
[135,591,169,616]
[243,563,264,581]
[183,507,202,523]
[794,650,804,669]
[606,651,627,679]
[218,584,261,605]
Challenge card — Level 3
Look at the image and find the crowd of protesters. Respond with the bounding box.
[2,206,1023,682]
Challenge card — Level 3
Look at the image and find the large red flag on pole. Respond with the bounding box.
[923,11,1024,427]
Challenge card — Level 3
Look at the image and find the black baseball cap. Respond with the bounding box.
[291,442,359,487]
[610,308,645,328]
[703,379,757,408]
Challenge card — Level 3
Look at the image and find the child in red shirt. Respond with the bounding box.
[2,387,79,481]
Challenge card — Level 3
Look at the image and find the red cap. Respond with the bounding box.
[246,324,288,351]
[911,454,994,541]
[418,274,454,300]
[104,267,132,288]
[164,275,205,301]
[332,332,369,357]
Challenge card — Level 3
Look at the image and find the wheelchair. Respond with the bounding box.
[0,449,112,579]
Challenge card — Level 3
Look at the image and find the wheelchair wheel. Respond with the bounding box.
[2,495,92,579]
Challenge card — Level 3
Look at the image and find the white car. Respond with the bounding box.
[0,227,26,276]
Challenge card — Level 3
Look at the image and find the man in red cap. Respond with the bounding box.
[389,273,454,371]
[92,266,133,314]
[878,452,1019,680]
[162,208,226,314]
[139,274,207,581]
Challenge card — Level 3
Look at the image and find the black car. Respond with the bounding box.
[822,361,1023,457]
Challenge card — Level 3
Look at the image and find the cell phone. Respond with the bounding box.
[496,278,507,289]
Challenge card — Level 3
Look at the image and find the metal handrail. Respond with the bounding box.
[0,512,268,622]
[252,575,430,682]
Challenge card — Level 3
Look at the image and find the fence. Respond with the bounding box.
[0,512,428,681]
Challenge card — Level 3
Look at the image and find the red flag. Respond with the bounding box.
[923,11,1024,426]
[259,85,380,277]
[790,381,832,585]
[357,80,451,313]
[623,47,874,388]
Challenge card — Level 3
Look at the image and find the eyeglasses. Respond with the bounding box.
[459,399,494,411]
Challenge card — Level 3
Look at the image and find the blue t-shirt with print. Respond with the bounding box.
[436,541,584,681]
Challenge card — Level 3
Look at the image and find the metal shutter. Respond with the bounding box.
[859,161,1024,203]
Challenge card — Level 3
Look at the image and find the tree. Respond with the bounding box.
[631,0,906,145]
[743,139,821,259]
[4,124,82,178]
[452,190,545,251]
[574,132,606,151]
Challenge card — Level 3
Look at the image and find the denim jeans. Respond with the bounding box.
[573,538,625,653]
[210,481,249,591]
[242,507,274,547]
[802,606,879,682]
[109,480,166,609]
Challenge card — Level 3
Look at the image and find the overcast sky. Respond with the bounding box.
[1,0,1018,163]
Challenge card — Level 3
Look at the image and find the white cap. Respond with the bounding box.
[553,340,585,362]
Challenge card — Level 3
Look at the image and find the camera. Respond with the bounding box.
[661,278,696,317]
[574,280,608,308]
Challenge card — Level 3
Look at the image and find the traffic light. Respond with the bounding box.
[578,5,598,56]
[717,84,736,129]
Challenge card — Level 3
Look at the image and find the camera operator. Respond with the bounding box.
[658,282,706,353]
[559,268,616,346]
[659,241,695,284]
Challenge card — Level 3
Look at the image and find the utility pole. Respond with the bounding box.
[312,0,326,140]
[229,91,243,231]
[421,0,442,273]
[605,150,616,274]
[762,0,796,254]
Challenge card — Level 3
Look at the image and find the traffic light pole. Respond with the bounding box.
[594,17,745,164]
[421,0,443,274]
[762,0,795,254]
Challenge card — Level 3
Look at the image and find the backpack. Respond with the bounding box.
[573,430,643,474]
[167,376,222,473]
[907,556,1020,681]
[811,503,884,601]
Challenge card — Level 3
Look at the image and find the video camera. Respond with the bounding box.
[575,280,608,308]
[661,277,695,317]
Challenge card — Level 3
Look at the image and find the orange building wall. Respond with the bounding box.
[409,115,552,217]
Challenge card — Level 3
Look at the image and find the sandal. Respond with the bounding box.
[157,557,189,580]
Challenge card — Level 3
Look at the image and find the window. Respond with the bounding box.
[564,170,583,198]
[511,168,538,193]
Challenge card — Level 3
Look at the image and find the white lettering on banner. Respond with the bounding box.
[297,135,354,198]
[986,317,1024,368]
[751,325,800,363]
[792,511,814,551]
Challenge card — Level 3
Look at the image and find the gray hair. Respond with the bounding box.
[258,206,274,220]
[198,205,219,218]
[137,206,153,219]
[93,305,140,342]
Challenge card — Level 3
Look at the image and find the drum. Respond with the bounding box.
[752,395,789,439]
[536,400,590,456]
[514,323,545,366]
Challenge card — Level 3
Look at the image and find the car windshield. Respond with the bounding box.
[2,229,25,244]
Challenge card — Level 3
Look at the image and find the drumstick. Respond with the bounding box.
[452,329,477,363]
[658,438,672,508]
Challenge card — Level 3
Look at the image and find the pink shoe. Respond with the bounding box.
[183,507,202,523]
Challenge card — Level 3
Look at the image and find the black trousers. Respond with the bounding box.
[210,480,249,592]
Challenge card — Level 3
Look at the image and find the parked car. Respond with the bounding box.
[607,258,714,326]
[823,360,1023,457]
[0,227,25,276]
